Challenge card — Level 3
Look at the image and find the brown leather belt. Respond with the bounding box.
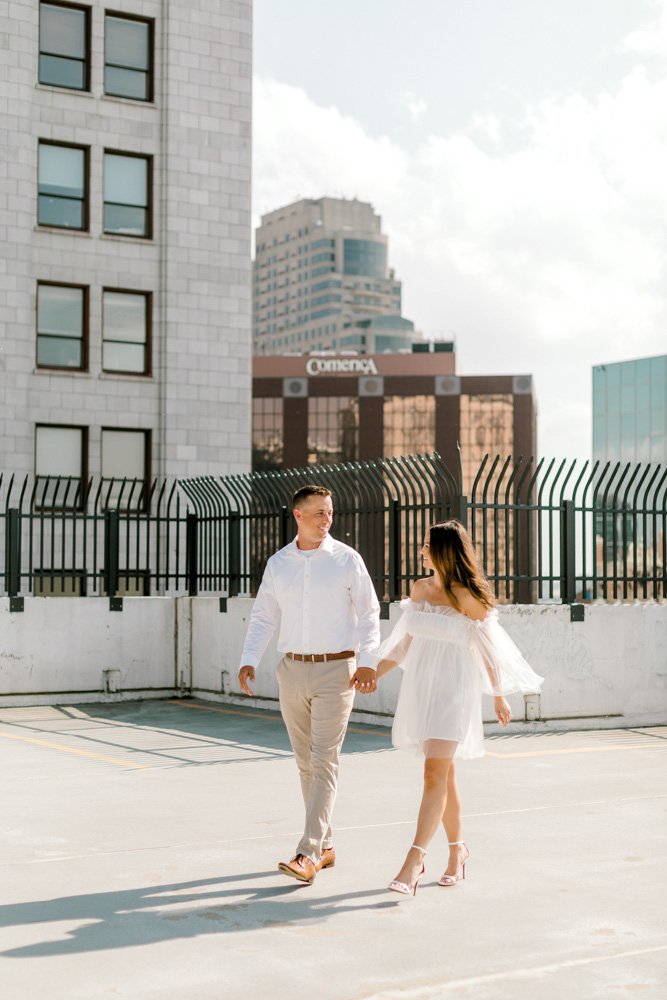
[287,650,355,663]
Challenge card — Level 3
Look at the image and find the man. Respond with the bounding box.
[238,485,380,885]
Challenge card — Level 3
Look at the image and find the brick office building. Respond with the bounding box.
[252,347,537,484]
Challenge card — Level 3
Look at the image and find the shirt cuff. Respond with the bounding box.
[239,658,259,672]
[356,652,378,670]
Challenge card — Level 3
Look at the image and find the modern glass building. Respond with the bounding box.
[592,354,667,465]
[253,197,420,355]
[592,355,666,583]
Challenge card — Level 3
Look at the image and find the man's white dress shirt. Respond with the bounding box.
[240,535,381,670]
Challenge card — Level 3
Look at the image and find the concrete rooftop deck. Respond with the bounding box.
[1,699,666,999]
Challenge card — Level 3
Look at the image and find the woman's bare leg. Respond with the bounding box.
[392,748,454,884]
[441,761,466,876]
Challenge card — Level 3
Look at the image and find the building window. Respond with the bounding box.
[383,395,435,459]
[343,239,387,279]
[252,398,284,471]
[459,394,514,489]
[101,428,150,509]
[308,397,358,466]
[102,290,150,374]
[103,152,151,237]
[459,393,515,592]
[37,282,87,370]
[38,141,88,230]
[39,2,89,91]
[35,424,86,508]
[104,14,153,101]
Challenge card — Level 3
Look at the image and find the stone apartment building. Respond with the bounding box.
[0,0,252,485]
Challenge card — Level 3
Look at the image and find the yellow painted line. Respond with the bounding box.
[170,698,283,723]
[0,730,149,769]
[487,742,665,759]
[169,699,392,737]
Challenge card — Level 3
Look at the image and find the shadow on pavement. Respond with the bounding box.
[0,870,399,958]
[27,700,393,761]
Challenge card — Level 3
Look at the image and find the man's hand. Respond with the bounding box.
[349,667,377,694]
[238,665,256,696]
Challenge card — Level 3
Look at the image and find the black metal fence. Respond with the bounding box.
[2,455,666,605]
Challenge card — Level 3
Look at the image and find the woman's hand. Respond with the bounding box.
[494,696,511,726]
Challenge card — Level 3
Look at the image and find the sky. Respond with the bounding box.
[252,0,667,461]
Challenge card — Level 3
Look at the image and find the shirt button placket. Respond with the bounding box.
[303,563,311,653]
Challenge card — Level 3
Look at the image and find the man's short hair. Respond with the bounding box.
[292,485,332,510]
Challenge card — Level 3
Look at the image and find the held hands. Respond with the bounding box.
[238,665,255,696]
[494,696,511,726]
[349,667,377,695]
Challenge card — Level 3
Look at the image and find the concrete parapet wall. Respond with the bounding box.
[0,597,177,706]
[1,598,666,729]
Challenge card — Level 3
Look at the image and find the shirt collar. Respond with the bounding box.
[290,533,335,556]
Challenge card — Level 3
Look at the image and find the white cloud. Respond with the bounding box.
[622,0,667,55]
[253,63,667,459]
[400,90,428,121]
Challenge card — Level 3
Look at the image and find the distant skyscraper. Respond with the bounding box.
[253,197,419,355]
[592,355,667,465]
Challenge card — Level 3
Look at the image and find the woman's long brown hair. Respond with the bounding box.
[427,520,495,610]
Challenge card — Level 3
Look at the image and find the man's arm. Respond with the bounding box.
[238,565,281,696]
[349,555,381,694]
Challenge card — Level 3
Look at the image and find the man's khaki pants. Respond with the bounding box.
[276,654,356,862]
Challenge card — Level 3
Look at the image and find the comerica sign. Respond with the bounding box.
[305,357,380,376]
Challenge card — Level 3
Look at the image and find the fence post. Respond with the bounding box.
[560,499,576,604]
[5,508,21,599]
[279,504,290,549]
[388,497,401,602]
[229,511,241,597]
[104,509,120,603]
[186,512,198,597]
[456,494,468,530]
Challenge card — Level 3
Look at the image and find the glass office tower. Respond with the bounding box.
[592,355,667,465]
[592,355,667,582]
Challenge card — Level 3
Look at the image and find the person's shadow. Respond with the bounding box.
[0,870,399,958]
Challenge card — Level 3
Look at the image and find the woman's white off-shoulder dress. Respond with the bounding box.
[379,598,543,760]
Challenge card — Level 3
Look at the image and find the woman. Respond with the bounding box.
[376,519,543,896]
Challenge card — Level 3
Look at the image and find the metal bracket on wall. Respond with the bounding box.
[109,597,123,612]
[9,597,24,613]
[219,597,227,613]
[570,603,585,622]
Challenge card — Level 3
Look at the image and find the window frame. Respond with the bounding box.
[101,287,152,376]
[34,423,88,512]
[100,427,152,513]
[102,149,153,239]
[37,139,89,232]
[103,9,155,103]
[38,0,91,93]
[36,280,89,372]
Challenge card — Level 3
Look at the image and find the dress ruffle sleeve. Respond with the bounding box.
[375,597,416,667]
[471,610,544,696]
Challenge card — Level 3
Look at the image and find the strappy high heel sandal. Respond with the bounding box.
[388,844,426,896]
[438,840,469,887]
